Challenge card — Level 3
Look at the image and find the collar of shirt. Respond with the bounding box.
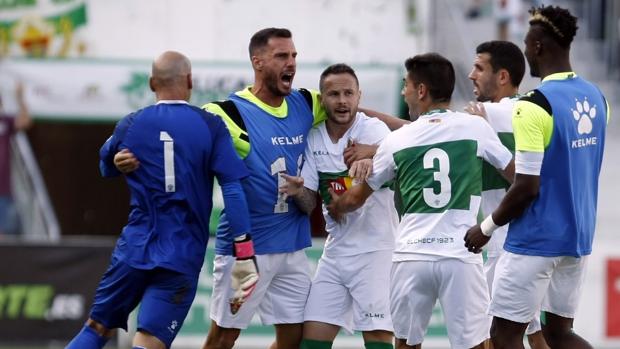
[542,72,577,82]
[156,100,189,105]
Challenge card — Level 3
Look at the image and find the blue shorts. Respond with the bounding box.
[90,256,198,348]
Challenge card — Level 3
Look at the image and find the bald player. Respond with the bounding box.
[65,51,255,349]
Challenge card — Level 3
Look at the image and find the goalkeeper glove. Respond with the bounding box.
[229,234,259,314]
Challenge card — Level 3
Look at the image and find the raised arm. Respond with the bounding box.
[358,107,410,131]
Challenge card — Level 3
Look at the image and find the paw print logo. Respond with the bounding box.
[572,98,596,135]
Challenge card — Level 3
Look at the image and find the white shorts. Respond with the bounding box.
[485,255,541,335]
[210,250,312,329]
[390,259,490,349]
[304,250,393,334]
[489,251,588,323]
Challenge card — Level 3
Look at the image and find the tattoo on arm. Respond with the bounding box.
[292,188,317,215]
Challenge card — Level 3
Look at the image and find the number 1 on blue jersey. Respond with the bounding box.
[160,131,175,192]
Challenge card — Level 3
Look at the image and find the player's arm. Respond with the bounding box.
[328,134,394,222]
[221,178,257,305]
[208,114,258,304]
[491,91,550,225]
[343,141,378,168]
[280,143,319,214]
[99,115,133,177]
[279,174,317,215]
[465,91,550,253]
[498,158,515,184]
[326,182,373,222]
[358,107,410,130]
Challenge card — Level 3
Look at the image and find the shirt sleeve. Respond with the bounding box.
[220,180,251,239]
[477,118,513,170]
[512,90,553,153]
[99,114,133,177]
[515,150,544,175]
[366,134,396,191]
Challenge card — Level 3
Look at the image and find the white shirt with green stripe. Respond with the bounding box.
[481,96,517,257]
[367,109,513,264]
[301,112,397,257]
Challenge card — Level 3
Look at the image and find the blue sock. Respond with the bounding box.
[65,325,109,349]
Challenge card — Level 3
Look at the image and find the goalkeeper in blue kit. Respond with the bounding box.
[65,51,258,349]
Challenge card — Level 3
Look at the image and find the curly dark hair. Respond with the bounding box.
[529,5,578,48]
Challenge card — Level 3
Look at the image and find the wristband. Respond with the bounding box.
[234,236,255,259]
[480,215,499,237]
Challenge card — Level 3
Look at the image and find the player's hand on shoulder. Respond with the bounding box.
[230,234,259,314]
[464,101,487,119]
[114,149,140,173]
[349,159,373,181]
[463,224,490,254]
[279,173,304,197]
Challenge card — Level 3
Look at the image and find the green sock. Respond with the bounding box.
[300,339,333,349]
[365,341,394,349]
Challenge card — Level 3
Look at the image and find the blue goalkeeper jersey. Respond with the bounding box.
[206,88,325,255]
[99,101,250,275]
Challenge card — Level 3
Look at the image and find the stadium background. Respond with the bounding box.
[0,0,619,348]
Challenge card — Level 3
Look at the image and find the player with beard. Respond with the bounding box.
[466,41,548,349]
[113,27,324,349]
[111,28,408,349]
[280,63,396,349]
[198,27,327,349]
[328,53,515,349]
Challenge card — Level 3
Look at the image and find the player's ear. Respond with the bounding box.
[498,69,510,86]
[535,40,543,56]
[186,73,193,90]
[417,83,427,100]
[149,77,156,92]
[251,55,262,71]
